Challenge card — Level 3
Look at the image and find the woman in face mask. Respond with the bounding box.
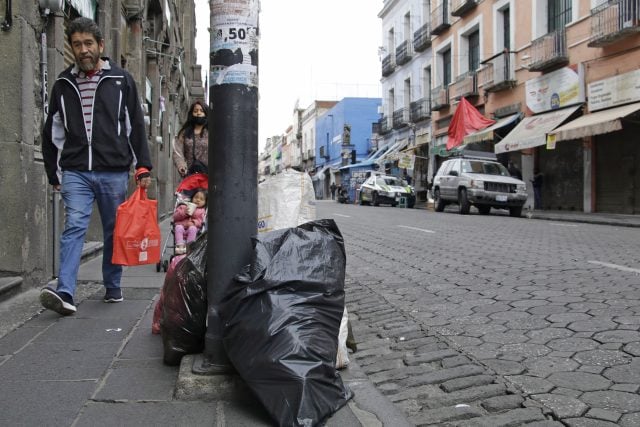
[173,100,209,177]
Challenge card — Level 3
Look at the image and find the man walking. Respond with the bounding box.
[41,17,152,315]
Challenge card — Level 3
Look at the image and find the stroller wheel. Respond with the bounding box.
[156,262,161,273]
[162,259,169,272]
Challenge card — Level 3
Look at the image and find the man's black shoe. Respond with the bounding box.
[104,288,123,303]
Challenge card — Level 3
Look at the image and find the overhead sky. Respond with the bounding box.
[194,0,383,152]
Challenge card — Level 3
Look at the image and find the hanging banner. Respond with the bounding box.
[210,0,259,87]
[398,154,415,170]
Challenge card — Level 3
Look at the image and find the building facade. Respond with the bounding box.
[0,0,204,299]
[428,0,640,213]
[312,97,383,199]
[378,0,435,202]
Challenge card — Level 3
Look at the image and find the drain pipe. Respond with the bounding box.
[1,0,11,31]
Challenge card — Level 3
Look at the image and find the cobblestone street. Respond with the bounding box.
[320,201,640,426]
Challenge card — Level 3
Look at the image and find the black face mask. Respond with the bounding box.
[193,116,207,126]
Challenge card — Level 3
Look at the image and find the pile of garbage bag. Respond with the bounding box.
[221,219,353,426]
[157,232,208,366]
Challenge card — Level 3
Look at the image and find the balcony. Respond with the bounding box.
[431,3,451,35]
[379,116,392,135]
[477,50,517,93]
[449,71,478,102]
[431,86,450,111]
[527,29,569,72]
[392,108,410,129]
[410,98,431,122]
[382,54,395,77]
[589,0,640,47]
[451,0,478,17]
[395,40,412,66]
[413,23,432,52]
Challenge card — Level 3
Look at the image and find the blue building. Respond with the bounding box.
[313,97,382,199]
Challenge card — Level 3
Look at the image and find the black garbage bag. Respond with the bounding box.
[221,219,353,427]
[160,231,208,366]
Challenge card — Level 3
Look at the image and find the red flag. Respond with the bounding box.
[446,97,496,150]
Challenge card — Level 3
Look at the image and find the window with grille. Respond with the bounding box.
[548,0,572,31]
[468,30,480,72]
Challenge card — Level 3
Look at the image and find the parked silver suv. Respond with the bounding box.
[432,153,527,216]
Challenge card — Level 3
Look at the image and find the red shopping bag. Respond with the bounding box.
[112,187,161,266]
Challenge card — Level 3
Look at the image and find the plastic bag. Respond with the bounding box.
[160,233,207,366]
[112,187,161,265]
[258,169,316,233]
[152,254,186,335]
[222,219,353,427]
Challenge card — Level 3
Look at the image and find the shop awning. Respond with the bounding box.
[548,102,640,142]
[462,113,521,145]
[494,105,582,154]
[376,139,408,164]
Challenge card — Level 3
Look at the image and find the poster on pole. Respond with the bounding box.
[210,0,259,87]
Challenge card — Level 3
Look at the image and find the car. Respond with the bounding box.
[432,153,527,216]
[359,174,416,208]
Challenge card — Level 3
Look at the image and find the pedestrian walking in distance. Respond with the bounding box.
[41,17,153,316]
[330,182,337,200]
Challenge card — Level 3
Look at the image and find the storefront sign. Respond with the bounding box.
[588,69,640,112]
[525,67,584,114]
[398,154,415,170]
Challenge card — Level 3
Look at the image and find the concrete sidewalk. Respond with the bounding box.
[0,218,411,427]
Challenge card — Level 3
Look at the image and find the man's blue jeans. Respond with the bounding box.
[57,171,129,297]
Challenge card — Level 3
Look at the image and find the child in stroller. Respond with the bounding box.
[157,172,208,272]
[173,189,207,254]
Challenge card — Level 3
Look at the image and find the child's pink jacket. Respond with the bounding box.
[173,205,206,229]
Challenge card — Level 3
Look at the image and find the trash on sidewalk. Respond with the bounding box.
[152,253,186,335]
[221,219,353,426]
[257,169,354,368]
[158,232,208,366]
[257,168,316,233]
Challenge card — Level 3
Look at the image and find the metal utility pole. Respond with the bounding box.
[199,0,259,373]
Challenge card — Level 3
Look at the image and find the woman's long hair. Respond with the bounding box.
[177,100,208,139]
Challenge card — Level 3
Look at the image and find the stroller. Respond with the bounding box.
[156,172,208,272]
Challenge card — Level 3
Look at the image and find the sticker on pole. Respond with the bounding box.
[210,0,259,87]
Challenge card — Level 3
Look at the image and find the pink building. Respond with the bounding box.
[429,0,640,213]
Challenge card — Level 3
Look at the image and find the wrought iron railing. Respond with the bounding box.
[410,98,431,122]
[395,40,412,66]
[449,71,478,102]
[477,50,516,93]
[382,54,395,77]
[431,2,451,35]
[392,108,410,129]
[431,86,450,110]
[589,0,640,47]
[379,116,392,135]
[413,23,432,52]
[527,29,568,72]
[451,0,478,17]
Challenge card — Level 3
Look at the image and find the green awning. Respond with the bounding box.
[429,144,463,157]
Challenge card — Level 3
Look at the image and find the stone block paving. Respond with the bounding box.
[332,206,640,427]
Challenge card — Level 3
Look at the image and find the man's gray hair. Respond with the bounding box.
[66,17,103,45]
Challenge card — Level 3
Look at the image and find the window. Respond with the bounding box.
[468,30,480,72]
[502,7,510,49]
[442,48,452,86]
[423,66,432,98]
[548,0,571,31]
